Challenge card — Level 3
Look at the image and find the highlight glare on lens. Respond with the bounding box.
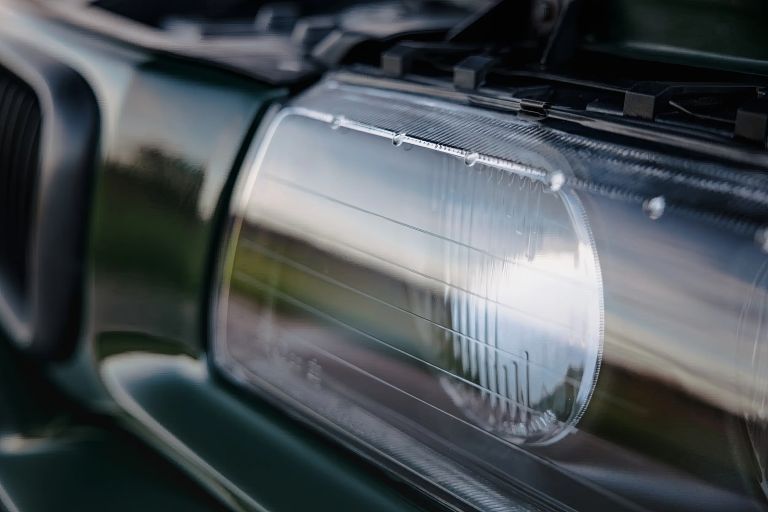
[217,105,604,453]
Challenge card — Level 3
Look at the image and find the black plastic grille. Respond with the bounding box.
[0,68,42,299]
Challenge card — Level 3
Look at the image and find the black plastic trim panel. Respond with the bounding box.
[0,37,99,359]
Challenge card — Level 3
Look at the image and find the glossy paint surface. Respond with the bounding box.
[3,2,768,511]
[0,333,229,512]
[84,56,422,511]
[89,58,270,356]
[101,350,430,512]
[0,6,435,511]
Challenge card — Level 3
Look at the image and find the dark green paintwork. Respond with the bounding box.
[102,349,428,512]
[89,58,276,357]
[3,1,768,511]
[0,6,431,511]
[0,334,230,512]
[85,46,428,512]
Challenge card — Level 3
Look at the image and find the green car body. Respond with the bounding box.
[1,0,768,511]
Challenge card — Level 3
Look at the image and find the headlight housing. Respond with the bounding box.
[215,78,768,512]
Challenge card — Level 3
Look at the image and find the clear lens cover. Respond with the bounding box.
[216,80,768,511]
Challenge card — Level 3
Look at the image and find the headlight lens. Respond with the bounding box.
[216,80,768,511]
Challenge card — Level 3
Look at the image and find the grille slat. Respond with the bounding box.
[0,70,42,300]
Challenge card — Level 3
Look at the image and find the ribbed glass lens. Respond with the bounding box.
[227,108,602,444]
[216,81,768,512]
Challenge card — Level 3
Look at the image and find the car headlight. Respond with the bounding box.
[215,78,768,511]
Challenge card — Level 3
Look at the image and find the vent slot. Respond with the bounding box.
[0,68,42,302]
